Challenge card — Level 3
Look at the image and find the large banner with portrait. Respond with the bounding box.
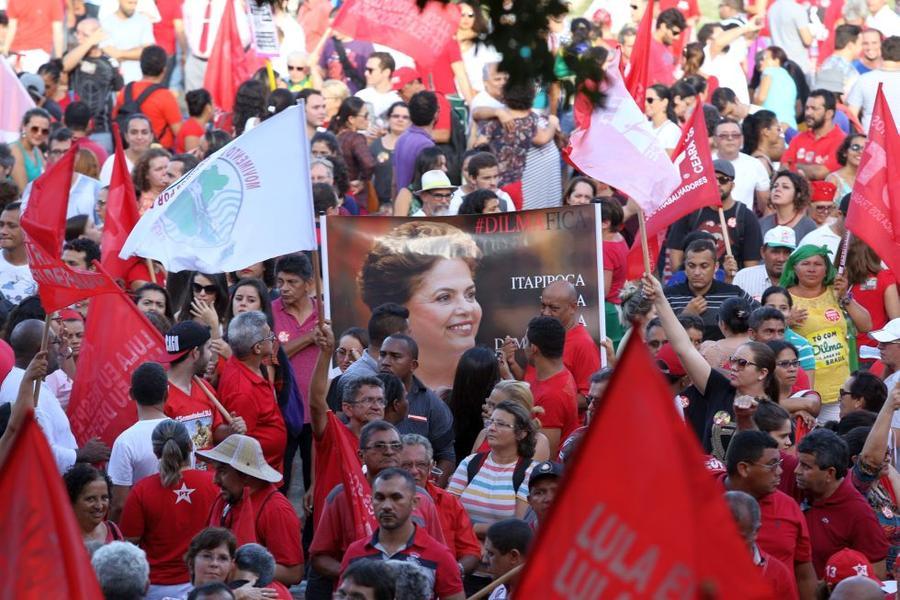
[322,204,606,391]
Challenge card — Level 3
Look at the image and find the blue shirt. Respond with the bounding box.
[393,126,435,192]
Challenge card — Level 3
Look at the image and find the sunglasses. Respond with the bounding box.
[287,65,306,71]
[717,175,734,184]
[813,204,834,212]
[729,356,758,370]
[849,143,864,151]
[461,11,475,17]
[29,126,49,135]
[192,283,218,295]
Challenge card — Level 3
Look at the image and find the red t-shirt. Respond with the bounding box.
[124,260,166,290]
[648,38,677,87]
[853,269,897,354]
[312,413,360,526]
[759,551,799,600]
[603,239,629,304]
[218,356,287,473]
[152,0,182,55]
[114,81,183,149]
[175,117,205,154]
[524,367,579,442]
[781,125,844,173]
[7,0,62,52]
[119,470,219,584]
[435,91,452,134]
[427,481,481,561]
[340,525,463,598]
[417,38,463,97]
[563,325,602,398]
[164,379,225,464]
[78,137,109,165]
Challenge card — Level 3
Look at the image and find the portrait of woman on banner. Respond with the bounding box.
[358,221,483,391]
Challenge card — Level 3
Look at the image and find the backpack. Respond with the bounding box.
[115,82,165,139]
[466,451,530,494]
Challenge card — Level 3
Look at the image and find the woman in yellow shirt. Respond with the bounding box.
[780,244,872,423]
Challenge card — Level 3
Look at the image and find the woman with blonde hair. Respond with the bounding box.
[470,379,550,461]
[74,148,101,179]
[359,221,483,390]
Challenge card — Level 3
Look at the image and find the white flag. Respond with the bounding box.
[120,105,317,272]
[1,57,36,143]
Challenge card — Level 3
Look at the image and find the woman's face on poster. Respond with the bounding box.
[406,257,482,356]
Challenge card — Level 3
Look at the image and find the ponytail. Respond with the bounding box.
[151,419,192,488]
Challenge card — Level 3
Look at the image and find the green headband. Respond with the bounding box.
[778,244,836,288]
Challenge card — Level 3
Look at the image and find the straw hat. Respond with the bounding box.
[195,434,283,483]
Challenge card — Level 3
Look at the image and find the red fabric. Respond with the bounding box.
[124,260,166,289]
[501,181,523,211]
[77,137,109,165]
[204,0,262,112]
[816,0,845,67]
[759,551,799,600]
[426,481,481,561]
[648,38,677,86]
[781,125,844,174]
[854,269,897,352]
[846,86,900,277]
[6,0,62,52]
[435,91,452,134]
[20,145,120,313]
[218,356,287,473]
[298,0,332,53]
[312,413,372,540]
[603,238,629,303]
[153,0,183,55]
[626,100,719,279]
[624,0,653,105]
[175,117,205,153]
[524,368,579,443]
[563,325,602,397]
[67,288,167,447]
[119,470,219,584]
[101,125,143,282]
[0,411,104,598]
[333,0,460,70]
[417,36,463,96]
[114,82,183,149]
[514,332,773,598]
[164,379,225,456]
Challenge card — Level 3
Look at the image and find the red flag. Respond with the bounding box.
[0,411,104,598]
[845,85,900,276]
[515,332,773,599]
[204,0,262,112]
[624,0,653,105]
[626,100,721,279]
[66,283,167,447]
[20,147,122,313]
[332,0,460,69]
[100,124,142,281]
[208,486,257,545]
[313,412,374,540]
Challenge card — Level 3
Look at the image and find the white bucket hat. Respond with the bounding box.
[195,434,283,483]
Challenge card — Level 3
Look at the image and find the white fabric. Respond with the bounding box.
[107,418,167,486]
[845,68,900,133]
[100,154,134,187]
[713,151,770,212]
[469,89,505,133]
[0,56,35,143]
[355,87,403,120]
[462,43,502,93]
[652,120,682,151]
[797,225,841,257]
[0,251,37,306]
[98,0,160,23]
[44,369,72,411]
[886,373,900,428]
[449,187,512,214]
[20,173,101,218]
[182,0,252,59]
[583,0,632,35]
[0,367,77,472]
[120,106,317,272]
[703,48,750,104]
[732,264,773,301]
[269,11,306,78]
[866,5,900,38]
[98,12,155,84]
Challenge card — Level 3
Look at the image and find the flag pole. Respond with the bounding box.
[466,564,524,600]
[717,207,733,257]
[145,258,156,283]
[837,231,852,275]
[265,60,277,92]
[311,249,325,324]
[192,375,234,424]
[637,207,652,275]
[33,314,53,404]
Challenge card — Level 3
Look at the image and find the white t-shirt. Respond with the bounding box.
[713,151,770,212]
[99,154,134,187]
[355,87,403,120]
[98,12,156,84]
[703,47,750,104]
[0,367,77,472]
[462,43,502,93]
[845,68,900,133]
[652,120,682,152]
[866,5,900,38]
[21,173,100,219]
[469,90,505,133]
[107,417,167,486]
[0,252,37,306]
[449,186,512,214]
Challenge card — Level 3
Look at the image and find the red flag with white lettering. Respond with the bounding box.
[332,0,460,68]
[66,283,166,447]
[100,124,142,282]
[845,85,900,276]
[514,331,773,599]
[0,410,103,598]
[20,147,121,313]
[626,100,721,279]
[624,0,653,105]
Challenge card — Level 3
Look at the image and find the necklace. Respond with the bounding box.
[775,211,798,227]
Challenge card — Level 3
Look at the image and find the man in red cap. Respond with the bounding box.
[823,549,883,595]
[797,189,851,256]
[807,180,839,227]
[392,67,452,144]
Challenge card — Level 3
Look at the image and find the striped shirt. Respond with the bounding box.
[733,264,774,302]
[785,328,816,372]
[447,454,535,526]
[664,280,759,341]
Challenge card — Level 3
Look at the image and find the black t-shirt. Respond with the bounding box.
[666,202,763,268]
[683,368,735,453]
[68,56,123,133]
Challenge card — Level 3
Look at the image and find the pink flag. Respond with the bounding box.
[0,56,35,143]
[565,51,681,212]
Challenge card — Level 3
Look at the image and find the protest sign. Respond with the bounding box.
[322,205,605,390]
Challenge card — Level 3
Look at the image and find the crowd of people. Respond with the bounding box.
[1,0,899,598]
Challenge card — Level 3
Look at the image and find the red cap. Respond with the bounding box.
[391,67,422,91]
[810,180,837,203]
[824,549,881,586]
[592,8,612,26]
[58,308,84,322]
[656,342,686,377]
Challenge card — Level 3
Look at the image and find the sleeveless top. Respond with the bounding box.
[12,140,44,183]
[829,172,853,200]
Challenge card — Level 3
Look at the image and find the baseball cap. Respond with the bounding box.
[815,68,845,95]
[159,320,211,363]
[591,8,612,26]
[528,460,563,488]
[417,170,457,193]
[391,67,422,91]
[869,317,900,343]
[656,343,686,378]
[810,180,837,203]
[712,159,735,180]
[762,225,797,250]
[824,548,880,586]
[19,73,45,100]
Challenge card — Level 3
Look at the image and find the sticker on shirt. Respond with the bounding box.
[277,330,291,343]
[824,308,841,322]
[175,410,215,467]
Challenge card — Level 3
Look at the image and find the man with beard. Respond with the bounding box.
[781,90,845,180]
[718,431,817,599]
[340,468,464,600]
[734,226,796,301]
[412,170,455,217]
[162,321,245,460]
[98,0,155,84]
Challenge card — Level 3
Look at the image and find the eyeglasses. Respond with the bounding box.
[717,175,734,185]
[716,133,742,140]
[849,143,865,152]
[728,356,758,370]
[365,441,402,452]
[287,65,306,71]
[485,418,515,430]
[752,457,783,471]
[356,112,369,120]
[49,148,68,156]
[29,126,49,135]
[775,359,800,368]
[349,396,387,407]
[192,283,218,295]
[428,192,453,200]
[255,332,276,345]
[401,460,431,471]
[461,11,475,17]
[839,388,852,397]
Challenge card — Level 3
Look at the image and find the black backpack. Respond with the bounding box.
[466,451,530,493]
[115,82,165,139]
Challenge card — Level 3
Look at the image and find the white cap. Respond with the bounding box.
[869,318,900,344]
[763,226,797,250]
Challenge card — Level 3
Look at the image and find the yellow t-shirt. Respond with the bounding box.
[791,289,850,405]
